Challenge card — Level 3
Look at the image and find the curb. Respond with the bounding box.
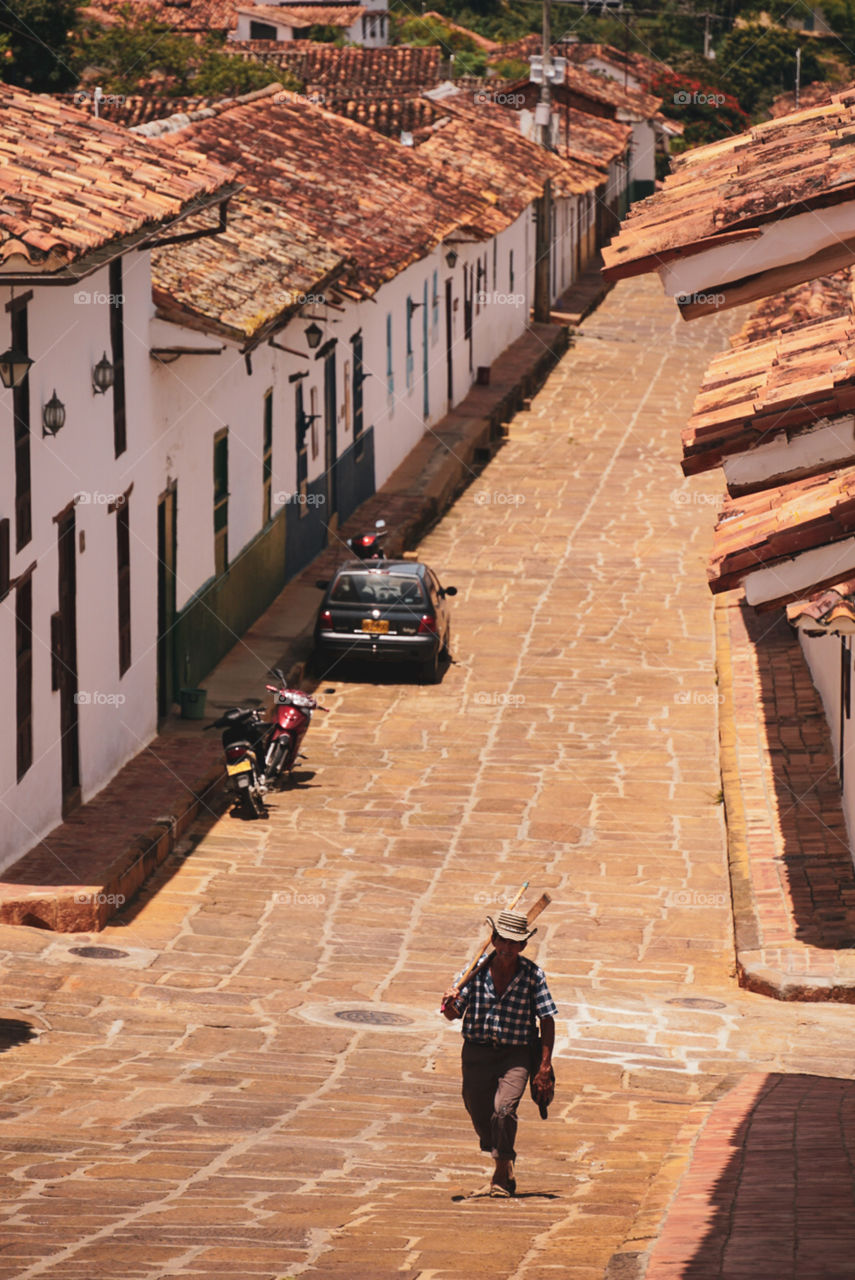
[715,594,855,1002]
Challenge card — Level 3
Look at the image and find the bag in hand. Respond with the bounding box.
[528,1032,555,1119]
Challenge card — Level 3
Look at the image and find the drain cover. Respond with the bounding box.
[68,946,129,961]
[667,997,726,1010]
[335,1009,413,1026]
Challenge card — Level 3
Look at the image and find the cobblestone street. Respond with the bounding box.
[2,275,854,1279]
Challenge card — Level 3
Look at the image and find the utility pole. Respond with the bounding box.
[533,0,553,324]
[795,46,802,107]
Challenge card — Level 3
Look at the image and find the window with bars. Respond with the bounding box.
[109,259,127,458]
[11,300,31,551]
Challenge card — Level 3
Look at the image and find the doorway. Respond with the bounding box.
[157,485,177,722]
[56,507,80,812]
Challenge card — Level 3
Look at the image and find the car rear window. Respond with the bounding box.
[330,573,425,606]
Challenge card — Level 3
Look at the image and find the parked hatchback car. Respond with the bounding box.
[314,560,457,683]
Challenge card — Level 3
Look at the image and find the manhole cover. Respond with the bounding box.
[667,998,727,1010]
[68,946,129,961]
[335,1009,413,1026]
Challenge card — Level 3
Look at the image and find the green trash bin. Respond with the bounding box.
[179,688,207,720]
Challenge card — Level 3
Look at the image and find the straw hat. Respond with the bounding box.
[486,910,537,943]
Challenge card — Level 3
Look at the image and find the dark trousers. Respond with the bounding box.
[461,1041,530,1161]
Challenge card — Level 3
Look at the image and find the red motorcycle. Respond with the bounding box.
[262,667,328,789]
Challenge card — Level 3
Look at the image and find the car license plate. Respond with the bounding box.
[361,619,389,633]
[227,759,252,776]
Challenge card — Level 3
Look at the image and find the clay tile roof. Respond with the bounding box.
[682,272,855,475]
[769,80,842,119]
[603,91,855,281]
[227,43,441,95]
[560,106,630,169]
[786,577,855,633]
[709,465,855,599]
[80,0,236,31]
[420,92,602,200]
[151,197,348,344]
[332,94,437,138]
[564,63,661,120]
[56,92,220,129]
[236,2,364,25]
[563,42,669,91]
[732,270,854,347]
[144,85,506,297]
[487,33,541,64]
[0,83,237,276]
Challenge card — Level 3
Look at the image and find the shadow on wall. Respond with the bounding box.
[743,602,855,949]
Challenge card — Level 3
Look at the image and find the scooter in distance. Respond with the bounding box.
[347,518,387,560]
[206,668,328,819]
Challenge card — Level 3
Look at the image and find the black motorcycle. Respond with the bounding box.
[206,706,270,818]
[346,518,387,559]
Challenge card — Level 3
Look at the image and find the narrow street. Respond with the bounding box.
[1,275,853,1279]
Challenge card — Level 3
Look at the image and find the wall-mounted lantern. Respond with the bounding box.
[42,390,66,437]
[92,351,115,395]
[0,346,32,390]
[445,247,459,269]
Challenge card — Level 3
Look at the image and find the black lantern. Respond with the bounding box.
[0,346,32,390]
[92,351,114,395]
[445,247,459,269]
[42,390,66,437]
[305,322,323,350]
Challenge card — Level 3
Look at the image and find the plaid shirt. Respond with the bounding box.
[454,955,557,1046]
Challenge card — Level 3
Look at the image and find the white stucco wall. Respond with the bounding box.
[0,252,159,871]
[798,629,855,857]
[628,119,656,188]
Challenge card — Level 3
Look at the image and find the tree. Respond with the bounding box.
[717,23,824,116]
[0,0,81,91]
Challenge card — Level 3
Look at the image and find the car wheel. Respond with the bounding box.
[419,647,441,685]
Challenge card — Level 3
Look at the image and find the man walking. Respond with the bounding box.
[442,909,557,1196]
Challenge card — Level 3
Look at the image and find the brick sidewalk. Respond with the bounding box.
[717,592,855,999]
[609,1072,855,1280]
[0,320,570,933]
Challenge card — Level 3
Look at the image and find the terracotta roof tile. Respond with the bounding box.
[236,2,365,26]
[786,577,855,631]
[603,90,855,280]
[559,106,630,168]
[151,197,347,343]
[418,92,603,200]
[332,94,437,138]
[710,466,855,597]
[226,43,441,95]
[142,85,507,297]
[683,273,855,474]
[564,63,661,120]
[80,0,236,31]
[0,84,236,275]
